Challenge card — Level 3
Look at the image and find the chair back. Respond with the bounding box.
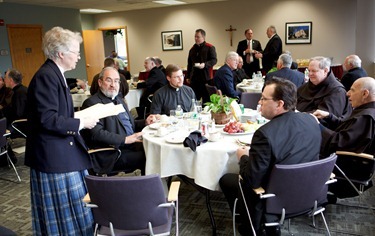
[240,93,261,109]
[0,118,7,148]
[85,174,170,232]
[334,151,375,185]
[205,84,219,96]
[265,153,337,216]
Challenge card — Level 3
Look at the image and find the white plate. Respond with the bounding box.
[238,136,252,145]
[165,135,186,144]
[149,123,161,130]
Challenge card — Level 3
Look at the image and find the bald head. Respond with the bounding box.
[347,77,375,108]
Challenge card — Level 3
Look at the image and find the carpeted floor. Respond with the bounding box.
[1,139,375,235]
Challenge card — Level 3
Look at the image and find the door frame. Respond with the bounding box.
[98,26,130,71]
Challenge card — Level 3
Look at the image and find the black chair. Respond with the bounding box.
[10,119,28,138]
[88,148,122,176]
[84,174,180,236]
[333,151,375,209]
[234,153,337,235]
[0,118,21,182]
[240,92,261,110]
[205,84,220,96]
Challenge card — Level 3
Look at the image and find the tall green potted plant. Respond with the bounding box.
[204,92,236,124]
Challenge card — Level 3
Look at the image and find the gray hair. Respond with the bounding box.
[225,51,238,63]
[6,69,23,84]
[278,53,292,68]
[42,26,83,60]
[268,25,277,34]
[309,56,331,70]
[153,57,162,66]
[346,55,362,68]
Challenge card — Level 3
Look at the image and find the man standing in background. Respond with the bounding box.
[236,28,263,77]
[255,25,282,74]
[187,29,217,103]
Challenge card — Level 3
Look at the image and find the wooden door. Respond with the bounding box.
[82,30,105,85]
[7,25,45,86]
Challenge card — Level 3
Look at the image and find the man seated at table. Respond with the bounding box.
[220,77,321,236]
[3,69,28,128]
[150,64,196,116]
[340,54,368,91]
[265,53,305,88]
[297,56,351,128]
[214,51,241,99]
[81,67,158,174]
[233,56,249,86]
[313,77,375,200]
[133,57,167,111]
[90,58,129,98]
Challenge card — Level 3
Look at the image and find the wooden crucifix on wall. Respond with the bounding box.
[225,25,237,46]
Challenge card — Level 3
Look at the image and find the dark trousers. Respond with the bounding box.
[116,142,146,175]
[191,80,210,104]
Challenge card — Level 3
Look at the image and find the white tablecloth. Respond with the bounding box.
[143,126,253,191]
[236,82,263,93]
[125,88,143,110]
[71,91,90,108]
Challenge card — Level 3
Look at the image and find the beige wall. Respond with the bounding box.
[89,0,373,77]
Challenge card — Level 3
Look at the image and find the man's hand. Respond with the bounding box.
[236,146,250,161]
[313,109,329,119]
[198,63,205,69]
[82,117,99,129]
[146,114,161,125]
[254,52,263,59]
[125,132,143,144]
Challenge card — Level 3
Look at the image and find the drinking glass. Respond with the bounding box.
[195,100,202,114]
[169,110,179,127]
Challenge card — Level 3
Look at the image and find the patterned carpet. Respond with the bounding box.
[1,139,375,235]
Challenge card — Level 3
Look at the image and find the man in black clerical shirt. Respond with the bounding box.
[151,64,196,115]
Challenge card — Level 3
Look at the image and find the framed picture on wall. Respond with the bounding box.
[285,22,312,44]
[161,30,183,51]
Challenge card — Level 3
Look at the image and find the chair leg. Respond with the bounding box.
[6,153,21,182]
[233,198,239,236]
[320,212,331,236]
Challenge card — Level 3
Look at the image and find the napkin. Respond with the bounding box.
[183,131,208,152]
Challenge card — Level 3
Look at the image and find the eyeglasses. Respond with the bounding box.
[172,75,184,79]
[101,77,121,85]
[67,50,81,58]
[260,96,274,102]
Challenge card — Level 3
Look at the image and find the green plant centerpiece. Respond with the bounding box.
[204,92,236,124]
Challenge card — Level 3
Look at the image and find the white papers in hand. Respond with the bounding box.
[74,103,125,120]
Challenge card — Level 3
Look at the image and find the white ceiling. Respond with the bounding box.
[3,0,227,13]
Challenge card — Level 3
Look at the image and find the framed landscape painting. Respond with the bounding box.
[161,30,183,51]
[285,22,312,44]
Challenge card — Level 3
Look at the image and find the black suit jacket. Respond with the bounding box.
[81,91,144,149]
[137,67,167,108]
[340,67,368,91]
[2,84,27,127]
[236,39,263,76]
[262,34,282,73]
[265,67,305,88]
[25,59,90,173]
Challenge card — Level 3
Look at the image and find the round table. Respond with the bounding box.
[142,126,253,191]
